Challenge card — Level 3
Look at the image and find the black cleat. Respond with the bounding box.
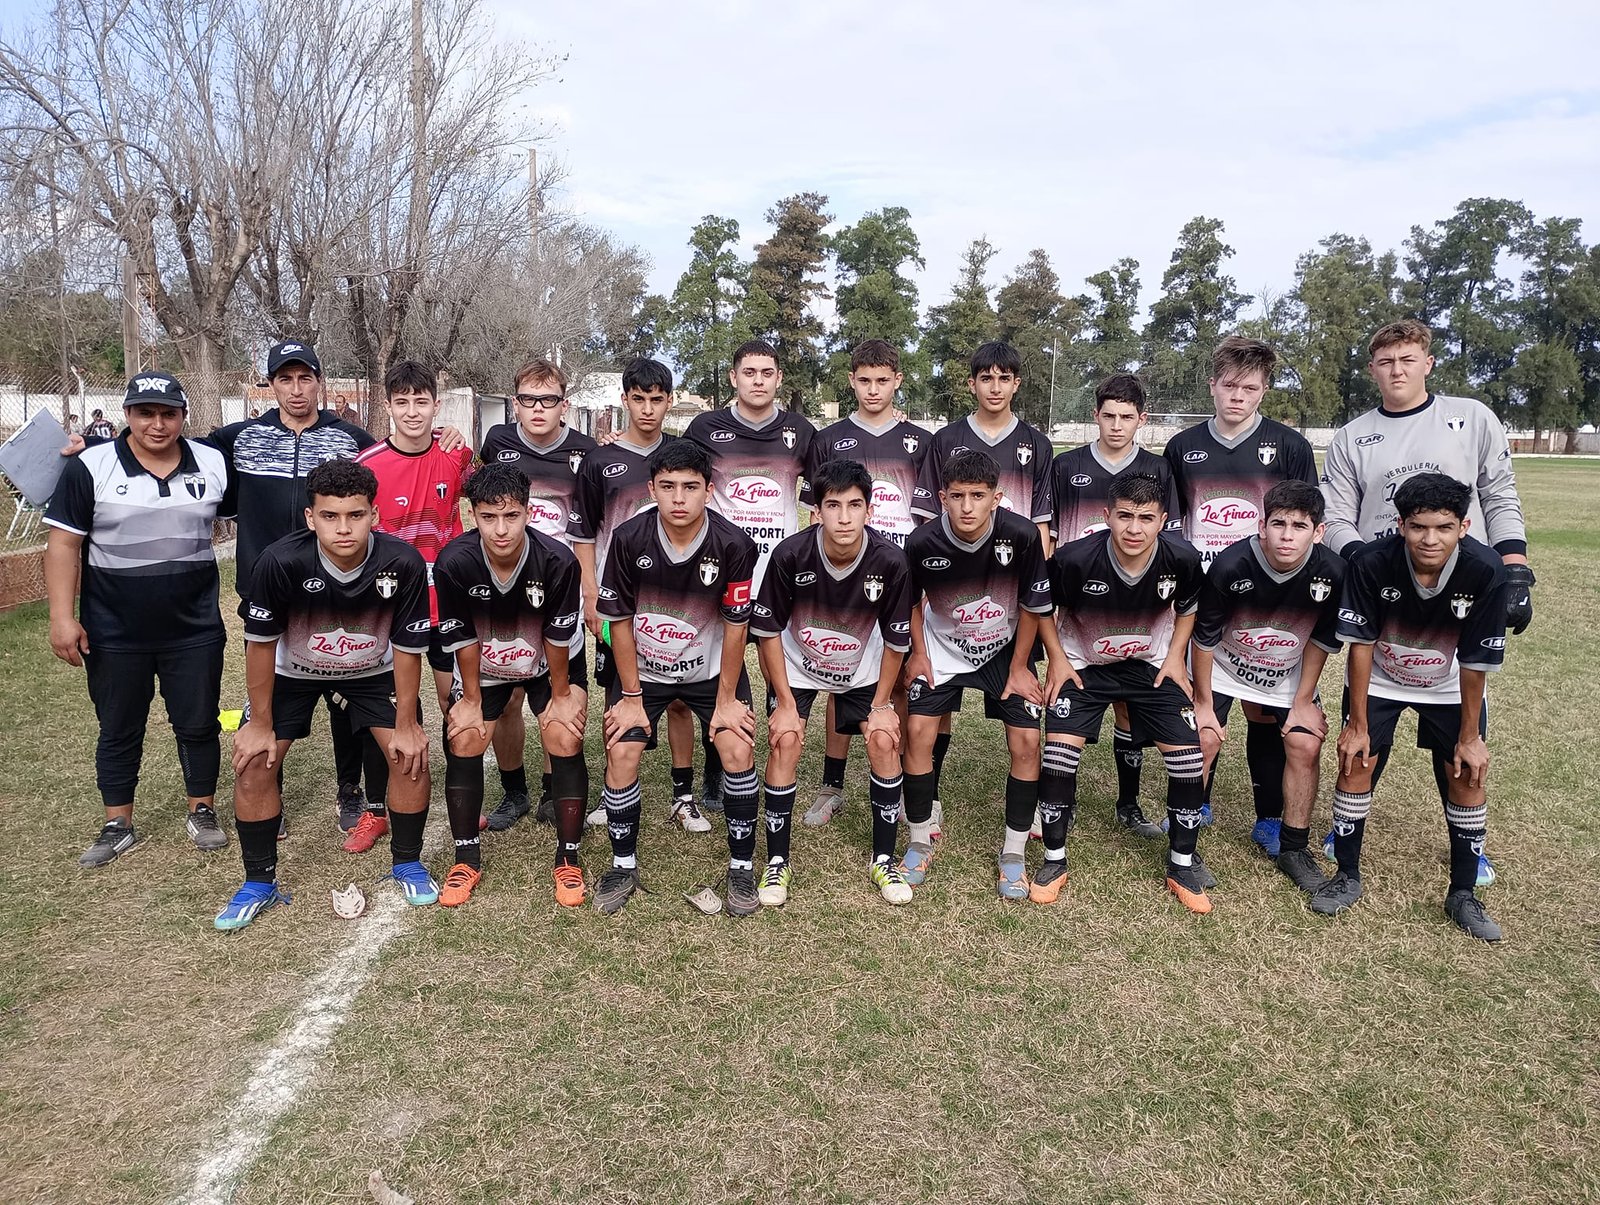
[1444,889,1503,942]
[486,790,531,832]
[700,765,724,815]
[186,805,230,852]
[534,786,555,825]
[724,866,760,917]
[79,819,139,868]
[1115,803,1163,839]
[336,783,366,832]
[594,865,641,914]
[1276,848,1328,894]
[1189,853,1219,890]
[1309,871,1364,916]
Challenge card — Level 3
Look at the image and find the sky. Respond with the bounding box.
[491,0,1600,320]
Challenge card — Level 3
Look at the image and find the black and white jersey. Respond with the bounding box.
[751,527,913,692]
[906,508,1052,683]
[44,434,229,651]
[566,434,671,584]
[683,406,815,590]
[1194,538,1345,707]
[803,414,930,546]
[597,510,758,686]
[1162,415,1318,569]
[433,528,581,684]
[911,414,1054,526]
[478,422,598,547]
[243,529,430,680]
[1049,443,1181,542]
[1337,534,1508,705]
[1049,530,1203,670]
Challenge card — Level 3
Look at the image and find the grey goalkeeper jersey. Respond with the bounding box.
[1320,393,1527,557]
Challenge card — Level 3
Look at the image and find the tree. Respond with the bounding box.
[661,216,750,406]
[1074,258,1141,386]
[1505,340,1582,449]
[1513,216,1600,444]
[995,248,1082,428]
[1145,217,1253,407]
[922,237,999,419]
[828,205,926,408]
[749,192,833,414]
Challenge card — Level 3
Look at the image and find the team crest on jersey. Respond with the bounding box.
[994,540,1013,566]
[699,557,720,586]
[1257,443,1278,466]
[568,450,585,473]
[781,427,796,450]
[1447,415,1467,431]
[1450,594,1473,619]
[1156,575,1177,600]
[182,473,207,499]
[375,572,399,599]
[436,482,448,500]
[863,575,884,602]
[1310,577,1332,602]
[1016,443,1033,466]
[903,434,919,454]
[526,581,545,608]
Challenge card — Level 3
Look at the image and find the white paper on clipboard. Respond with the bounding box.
[0,408,70,505]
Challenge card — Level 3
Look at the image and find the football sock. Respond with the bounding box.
[763,780,797,863]
[671,766,694,799]
[1247,719,1287,821]
[238,815,279,884]
[550,754,588,867]
[903,770,936,845]
[500,765,528,797]
[388,807,427,865]
[722,769,759,866]
[362,735,389,813]
[1162,747,1206,861]
[868,773,903,862]
[1444,801,1488,895]
[1003,774,1039,858]
[602,780,642,864]
[1280,824,1310,854]
[444,747,482,870]
[1331,788,1372,879]
[931,732,952,792]
[1113,726,1143,809]
[702,734,724,796]
[822,756,847,792]
[1039,741,1081,857]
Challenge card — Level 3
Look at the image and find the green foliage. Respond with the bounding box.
[828,206,926,411]
[995,249,1082,428]
[661,216,750,407]
[0,251,124,378]
[1074,258,1142,386]
[922,238,999,419]
[749,192,834,415]
[1145,217,1252,406]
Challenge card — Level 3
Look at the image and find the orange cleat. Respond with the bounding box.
[1166,861,1213,914]
[342,811,389,853]
[553,862,586,908]
[1028,858,1069,904]
[439,863,482,907]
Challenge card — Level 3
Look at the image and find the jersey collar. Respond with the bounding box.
[847,411,899,436]
[655,514,710,563]
[516,422,572,454]
[939,512,997,553]
[316,534,376,584]
[112,431,199,491]
[1378,392,1436,419]
[480,531,531,592]
[1247,535,1311,584]
[1205,413,1264,448]
[815,526,868,580]
[1406,542,1459,599]
[964,413,1019,446]
[1088,442,1137,475]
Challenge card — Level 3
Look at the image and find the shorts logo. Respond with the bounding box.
[1070,473,1092,487]
[907,678,925,701]
[1228,579,1253,594]
[405,619,431,634]
[835,437,859,452]
[637,555,653,569]
[182,473,207,499]
[497,449,521,462]
[1380,586,1402,602]
[902,435,919,454]
[1450,594,1473,619]
[1023,701,1042,719]
[1257,443,1277,466]
[710,430,737,442]
[753,602,773,618]
[864,575,884,602]
[1156,575,1177,600]
[1481,636,1506,650]
[1447,415,1467,431]
[439,618,464,633]
[1181,705,1197,730]
[1338,608,1366,626]
[994,540,1013,567]
[1016,444,1033,466]
[303,577,326,593]
[248,605,273,621]
[1310,578,1332,602]
[375,572,399,599]
[527,581,545,608]
[699,557,720,587]
[469,584,491,599]
[1355,433,1385,447]
[1183,450,1208,463]
[598,586,618,601]
[436,482,449,499]
[1051,696,1070,718]
[795,571,817,586]
[1083,579,1109,595]
[603,462,628,478]
[921,557,951,571]
[568,451,586,473]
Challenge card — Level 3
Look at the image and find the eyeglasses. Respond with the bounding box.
[515,393,565,409]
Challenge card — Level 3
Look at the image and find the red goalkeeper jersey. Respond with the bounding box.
[356,435,473,621]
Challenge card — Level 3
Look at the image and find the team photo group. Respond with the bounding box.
[44,319,1535,942]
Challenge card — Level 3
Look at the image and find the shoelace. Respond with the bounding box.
[554,864,584,890]
[96,822,131,844]
[760,862,787,886]
[443,865,478,890]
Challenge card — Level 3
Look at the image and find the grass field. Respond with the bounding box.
[2,459,1598,1204]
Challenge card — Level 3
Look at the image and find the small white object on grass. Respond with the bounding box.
[368,1169,415,1205]
[682,884,723,915]
[332,882,367,919]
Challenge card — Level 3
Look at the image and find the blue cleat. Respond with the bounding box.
[387,861,440,906]
[214,881,291,931]
[1250,818,1283,858]
[1477,853,1496,888]
[996,852,1030,901]
[1322,829,1337,863]
[899,841,936,886]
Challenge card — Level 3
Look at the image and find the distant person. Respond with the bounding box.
[83,409,116,440]
[65,413,83,437]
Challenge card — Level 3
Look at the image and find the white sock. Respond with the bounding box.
[1044,846,1066,862]
[909,819,935,845]
[1001,827,1029,857]
[1169,850,1193,867]
[613,854,637,869]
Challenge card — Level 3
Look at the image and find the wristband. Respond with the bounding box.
[621,688,643,698]
[869,703,896,713]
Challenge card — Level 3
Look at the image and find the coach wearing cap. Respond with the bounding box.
[44,372,234,867]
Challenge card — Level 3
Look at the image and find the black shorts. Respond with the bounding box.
[270,672,421,740]
[1210,691,1328,738]
[1046,660,1198,747]
[426,628,454,675]
[607,670,753,744]
[906,641,1040,729]
[1343,688,1486,753]
[765,683,879,735]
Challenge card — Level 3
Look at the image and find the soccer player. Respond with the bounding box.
[1190,480,1345,894]
[215,459,435,930]
[44,372,232,865]
[901,450,1050,900]
[1047,372,1180,839]
[1320,319,1533,885]
[478,357,596,830]
[569,357,704,833]
[434,464,587,907]
[1317,473,1508,940]
[1162,336,1318,848]
[1037,474,1211,912]
[593,440,760,916]
[800,338,929,827]
[754,459,915,906]
[83,409,116,440]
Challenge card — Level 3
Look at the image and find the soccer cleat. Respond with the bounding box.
[1476,853,1497,888]
[1165,861,1213,914]
[1322,829,1337,863]
[724,866,760,917]
[758,859,793,907]
[214,881,290,931]
[387,861,440,906]
[79,819,139,868]
[438,863,482,907]
[186,806,230,852]
[669,795,712,834]
[535,785,555,825]
[342,811,389,853]
[803,787,845,827]
[996,852,1031,901]
[1028,858,1069,904]
[1115,803,1163,839]
[1250,818,1283,858]
[1191,854,1219,890]
[929,798,944,842]
[336,784,367,833]
[899,840,936,886]
[1276,848,1328,894]
[553,862,586,908]
[869,858,913,905]
[594,865,640,914]
[700,766,725,815]
[486,790,531,832]
[1444,888,1502,942]
[1028,808,1042,840]
[585,803,607,828]
[1308,871,1364,916]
